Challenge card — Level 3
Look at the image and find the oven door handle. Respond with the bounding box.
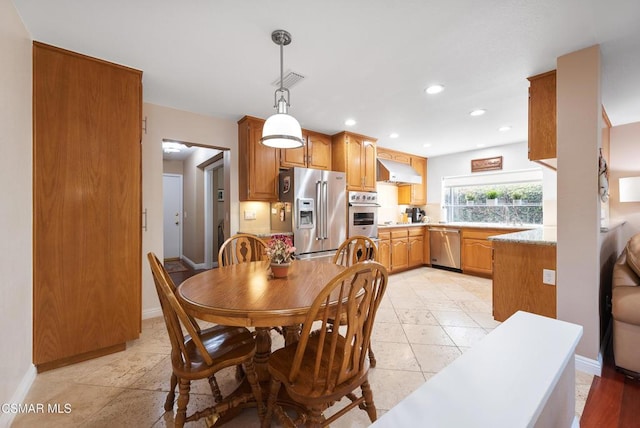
[349,203,382,207]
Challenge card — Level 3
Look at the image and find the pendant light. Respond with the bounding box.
[260,29,304,149]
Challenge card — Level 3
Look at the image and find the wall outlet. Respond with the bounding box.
[244,210,256,220]
[543,269,556,286]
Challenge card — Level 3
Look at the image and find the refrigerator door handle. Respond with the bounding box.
[322,180,328,239]
[315,181,323,241]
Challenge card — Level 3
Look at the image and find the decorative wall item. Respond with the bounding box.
[471,156,503,172]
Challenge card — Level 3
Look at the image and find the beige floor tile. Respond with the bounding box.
[76,351,168,389]
[12,381,124,427]
[576,369,595,385]
[419,298,463,312]
[431,310,480,327]
[440,290,481,301]
[457,300,493,314]
[375,307,401,323]
[402,324,455,346]
[395,308,439,325]
[371,322,407,343]
[388,295,429,309]
[443,326,488,348]
[413,288,450,300]
[368,368,426,410]
[466,311,501,329]
[412,344,462,372]
[370,343,421,371]
[82,388,172,427]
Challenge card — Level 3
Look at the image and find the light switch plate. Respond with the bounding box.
[543,269,556,286]
[244,210,256,220]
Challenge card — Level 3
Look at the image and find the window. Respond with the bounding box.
[442,169,543,225]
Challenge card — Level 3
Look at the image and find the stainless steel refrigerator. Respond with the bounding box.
[271,167,347,259]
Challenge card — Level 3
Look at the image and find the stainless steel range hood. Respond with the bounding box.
[377,158,422,184]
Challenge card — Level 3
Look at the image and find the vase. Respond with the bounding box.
[487,199,498,206]
[270,262,290,278]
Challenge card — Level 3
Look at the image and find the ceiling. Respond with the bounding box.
[13,0,640,158]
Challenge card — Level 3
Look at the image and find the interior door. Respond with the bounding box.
[163,174,182,259]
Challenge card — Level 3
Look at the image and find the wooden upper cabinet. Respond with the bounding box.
[238,116,280,201]
[377,147,411,164]
[33,42,142,370]
[332,131,377,191]
[398,156,427,205]
[528,70,556,160]
[280,130,332,170]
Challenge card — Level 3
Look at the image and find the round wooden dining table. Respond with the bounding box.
[177,259,346,380]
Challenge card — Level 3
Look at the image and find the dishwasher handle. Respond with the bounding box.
[428,227,460,234]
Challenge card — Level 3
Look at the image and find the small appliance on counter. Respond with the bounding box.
[406,208,425,223]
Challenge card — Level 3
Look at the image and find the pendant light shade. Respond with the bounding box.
[261,30,304,149]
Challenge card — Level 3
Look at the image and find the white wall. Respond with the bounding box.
[426,142,556,223]
[609,122,640,243]
[0,0,34,423]
[141,103,238,318]
[557,45,602,364]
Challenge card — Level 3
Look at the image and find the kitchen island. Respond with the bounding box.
[489,227,557,322]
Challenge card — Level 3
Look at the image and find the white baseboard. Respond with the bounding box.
[575,353,602,377]
[142,307,163,320]
[0,364,37,427]
[181,255,207,270]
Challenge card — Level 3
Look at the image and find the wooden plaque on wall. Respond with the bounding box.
[471,156,503,172]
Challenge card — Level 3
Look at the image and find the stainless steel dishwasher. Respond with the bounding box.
[429,227,461,270]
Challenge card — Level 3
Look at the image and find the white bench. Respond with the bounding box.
[371,311,583,428]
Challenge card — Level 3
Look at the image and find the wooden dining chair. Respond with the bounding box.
[262,261,388,428]
[331,235,379,367]
[218,233,268,267]
[147,253,264,427]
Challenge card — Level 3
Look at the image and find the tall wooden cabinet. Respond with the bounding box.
[238,116,280,201]
[331,131,377,191]
[398,156,427,205]
[527,70,556,160]
[33,42,142,371]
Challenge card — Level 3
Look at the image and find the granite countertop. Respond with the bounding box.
[237,230,293,238]
[432,222,539,230]
[488,226,557,246]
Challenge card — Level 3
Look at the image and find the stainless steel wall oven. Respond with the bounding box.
[348,191,379,239]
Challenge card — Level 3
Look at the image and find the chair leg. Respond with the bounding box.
[208,374,224,403]
[361,380,377,422]
[261,378,281,428]
[368,344,377,368]
[164,373,178,411]
[244,358,264,416]
[307,406,323,428]
[175,378,191,428]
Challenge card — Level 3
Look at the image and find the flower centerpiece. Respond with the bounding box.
[266,235,296,278]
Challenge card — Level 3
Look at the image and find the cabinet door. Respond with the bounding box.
[378,237,391,271]
[346,135,364,190]
[239,117,279,201]
[410,156,427,205]
[528,70,556,160]
[462,238,494,275]
[391,238,409,271]
[408,236,424,267]
[424,229,430,265]
[280,133,307,168]
[33,43,141,369]
[307,131,332,170]
[362,139,377,191]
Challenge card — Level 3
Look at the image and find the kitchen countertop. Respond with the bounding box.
[488,226,557,246]
[378,222,429,228]
[427,222,538,230]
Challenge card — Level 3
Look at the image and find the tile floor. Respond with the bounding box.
[13,267,593,427]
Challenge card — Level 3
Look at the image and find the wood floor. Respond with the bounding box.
[580,340,640,428]
[171,262,640,426]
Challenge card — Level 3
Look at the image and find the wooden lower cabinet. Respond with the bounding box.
[492,241,557,322]
[461,228,524,277]
[408,228,424,267]
[378,231,391,271]
[378,227,427,273]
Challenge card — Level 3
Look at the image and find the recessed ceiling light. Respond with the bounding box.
[162,141,187,153]
[477,143,486,148]
[389,133,399,139]
[345,119,356,126]
[470,109,486,117]
[498,125,512,132]
[425,84,445,95]
[423,143,432,148]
